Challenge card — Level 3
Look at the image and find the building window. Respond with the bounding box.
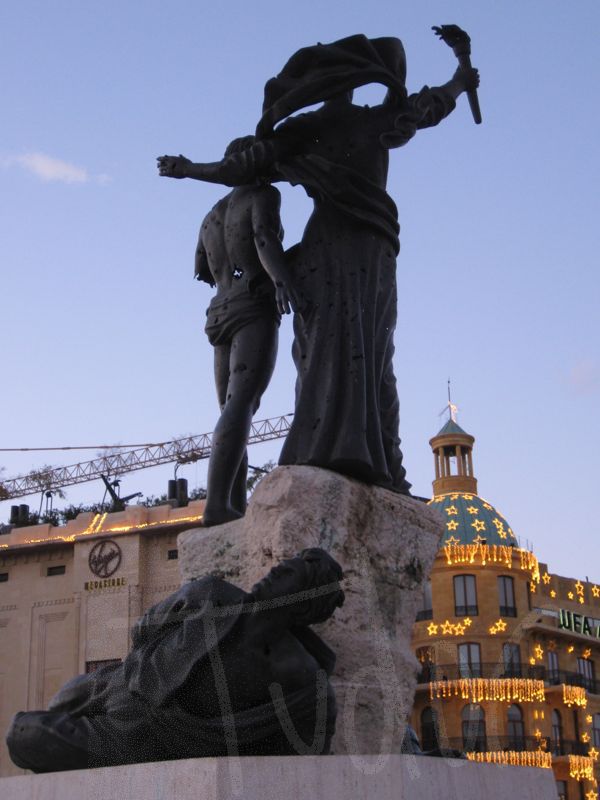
[577,657,596,693]
[416,580,433,621]
[85,659,122,673]
[461,703,486,752]
[593,714,600,747]
[416,647,435,682]
[556,780,567,800]
[420,706,439,752]
[547,650,560,684]
[167,549,179,560]
[498,575,516,617]
[454,575,478,616]
[0,572,8,583]
[503,643,521,677]
[47,565,65,576]
[458,642,482,678]
[551,709,563,756]
[507,704,525,750]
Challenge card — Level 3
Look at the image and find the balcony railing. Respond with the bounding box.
[550,739,589,757]
[437,735,551,754]
[417,662,598,693]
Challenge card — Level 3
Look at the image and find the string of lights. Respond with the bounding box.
[466,751,552,769]
[429,678,546,704]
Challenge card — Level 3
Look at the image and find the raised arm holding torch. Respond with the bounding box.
[433,24,482,124]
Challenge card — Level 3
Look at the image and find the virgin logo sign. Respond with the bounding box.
[88,539,122,579]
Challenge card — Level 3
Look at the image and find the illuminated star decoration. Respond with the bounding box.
[583,648,592,660]
[575,580,584,596]
[587,715,594,725]
[568,645,575,653]
[454,623,466,636]
[495,619,507,632]
[463,617,473,627]
[568,592,574,600]
[482,502,493,510]
[427,622,439,636]
[589,747,599,761]
[529,657,536,666]
[446,520,459,531]
[592,585,600,598]
[586,790,597,800]
[450,494,459,501]
[581,732,591,743]
[550,590,557,598]
[441,620,454,636]
[471,519,486,532]
[467,506,479,515]
[446,505,458,516]
[472,534,486,546]
[446,535,460,546]
[534,644,544,660]
[542,572,551,584]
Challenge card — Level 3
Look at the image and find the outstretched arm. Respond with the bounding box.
[157,138,286,187]
[252,186,301,315]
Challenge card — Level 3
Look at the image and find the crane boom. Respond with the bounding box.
[1,414,292,500]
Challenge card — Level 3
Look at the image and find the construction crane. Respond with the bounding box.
[0,414,292,501]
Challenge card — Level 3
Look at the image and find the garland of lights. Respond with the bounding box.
[442,541,540,583]
[563,685,588,708]
[466,751,551,769]
[429,678,545,704]
[569,755,595,781]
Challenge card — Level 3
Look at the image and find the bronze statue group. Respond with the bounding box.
[6,33,478,771]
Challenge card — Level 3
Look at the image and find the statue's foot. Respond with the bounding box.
[201,506,244,527]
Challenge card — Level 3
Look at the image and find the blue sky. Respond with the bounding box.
[1,1,598,580]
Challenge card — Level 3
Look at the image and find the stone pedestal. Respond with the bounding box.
[0,755,559,800]
[178,466,444,755]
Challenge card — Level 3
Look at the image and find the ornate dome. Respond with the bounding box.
[428,492,518,547]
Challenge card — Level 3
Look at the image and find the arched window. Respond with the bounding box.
[462,703,486,753]
[421,706,439,752]
[551,710,563,756]
[507,704,525,749]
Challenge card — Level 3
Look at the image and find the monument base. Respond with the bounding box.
[178,465,444,755]
[0,755,559,800]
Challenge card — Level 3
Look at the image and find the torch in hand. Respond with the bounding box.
[432,24,482,125]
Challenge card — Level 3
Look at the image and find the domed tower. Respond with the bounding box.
[429,415,517,547]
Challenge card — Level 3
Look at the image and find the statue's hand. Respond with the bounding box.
[275,282,302,316]
[453,65,480,93]
[157,154,192,179]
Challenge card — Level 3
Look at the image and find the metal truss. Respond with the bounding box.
[1,414,292,500]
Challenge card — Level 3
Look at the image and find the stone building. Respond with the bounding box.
[411,419,599,800]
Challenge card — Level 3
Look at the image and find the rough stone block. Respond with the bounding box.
[178,465,444,755]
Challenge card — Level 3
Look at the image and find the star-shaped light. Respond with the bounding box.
[483,502,493,510]
[446,505,458,516]
[533,728,542,738]
[467,506,479,515]
[489,625,498,635]
[495,619,507,632]
[529,657,536,666]
[446,520,459,531]
[534,644,544,660]
[472,533,486,545]
[593,585,600,598]
[441,620,454,636]
[587,715,594,725]
[583,648,592,659]
[575,580,584,595]
[450,494,459,501]
[542,572,551,584]
[471,519,486,532]
[579,597,585,605]
[427,622,439,636]
[589,747,599,761]
[550,590,557,598]
[445,535,460,545]
[530,583,537,593]
[463,617,473,627]
[582,732,591,743]
[568,592,574,600]
[492,518,504,529]
[586,790,597,800]
[454,623,466,636]
[568,645,575,653]
[498,529,507,539]
[462,494,473,500]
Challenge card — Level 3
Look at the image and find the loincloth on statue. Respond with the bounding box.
[205,276,280,347]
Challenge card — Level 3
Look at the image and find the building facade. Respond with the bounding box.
[411,419,599,800]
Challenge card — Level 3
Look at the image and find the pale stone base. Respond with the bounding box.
[0,755,559,800]
[178,465,444,755]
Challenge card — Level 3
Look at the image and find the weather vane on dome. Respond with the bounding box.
[439,379,459,422]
